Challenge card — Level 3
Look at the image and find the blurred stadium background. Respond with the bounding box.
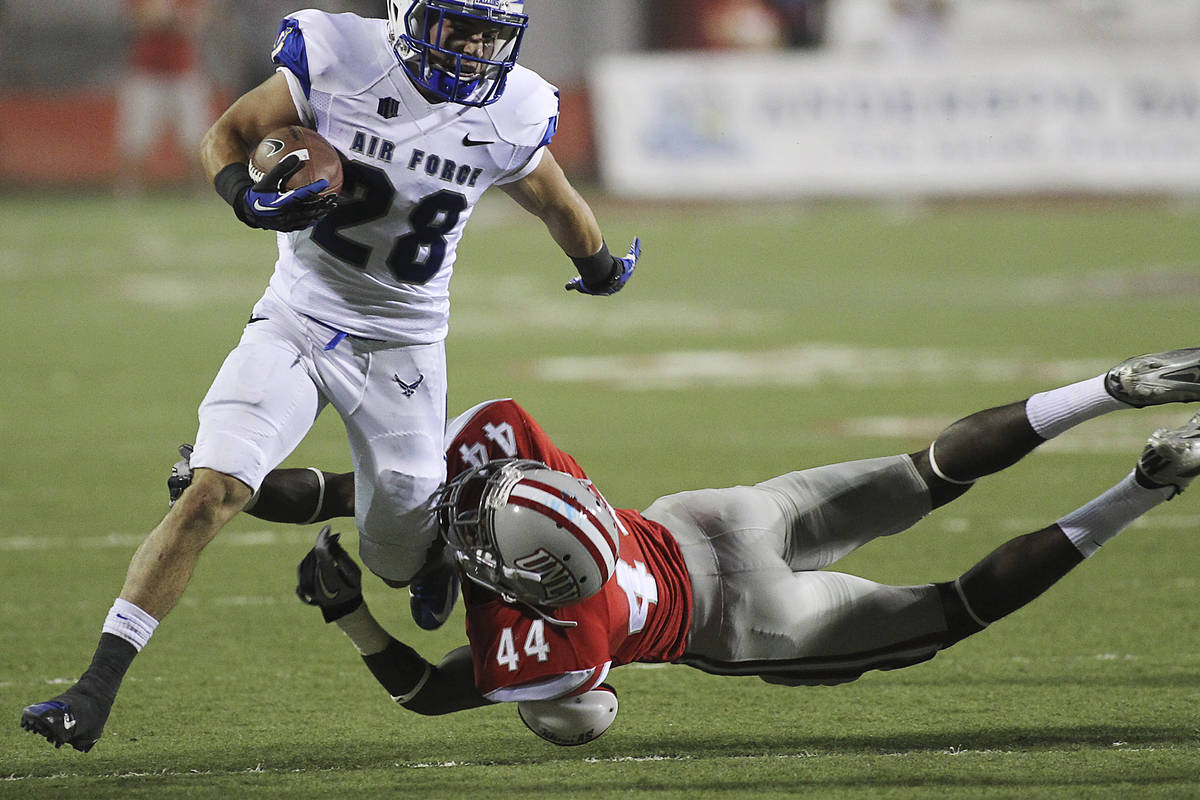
[3,2,1200,797]
[2,0,1198,196]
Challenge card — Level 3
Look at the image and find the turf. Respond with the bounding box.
[2,191,1199,798]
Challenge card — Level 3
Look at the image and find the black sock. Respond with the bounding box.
[73,633,138,706]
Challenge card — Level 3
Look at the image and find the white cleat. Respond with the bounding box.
[1106,348,1200,408]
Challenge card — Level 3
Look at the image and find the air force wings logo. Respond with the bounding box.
[394,373,424,397]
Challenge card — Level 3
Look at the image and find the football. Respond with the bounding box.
[248,125,343,196]
[517,684,618,746]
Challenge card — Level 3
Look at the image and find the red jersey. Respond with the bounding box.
[444,400,693,702]
[127,0,203,74]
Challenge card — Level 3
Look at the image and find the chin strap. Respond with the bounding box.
[510,596,579,629]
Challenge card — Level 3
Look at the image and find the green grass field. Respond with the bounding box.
[2,191,1199,798]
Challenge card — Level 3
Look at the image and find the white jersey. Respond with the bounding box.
[266,10,559,343]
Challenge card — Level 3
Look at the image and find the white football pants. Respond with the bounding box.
[191,291,446,582]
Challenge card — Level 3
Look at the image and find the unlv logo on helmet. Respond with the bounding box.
[512,549,576,606]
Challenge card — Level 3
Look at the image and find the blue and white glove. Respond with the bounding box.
[216,155,336,233]
[565,238,641,296]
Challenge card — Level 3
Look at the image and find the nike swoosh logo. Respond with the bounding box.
[462,134,494,147]
[252,187,303,212]
[316,569,339,601]
[63,712,77,730]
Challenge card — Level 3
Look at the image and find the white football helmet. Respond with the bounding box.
[437,459,621,608]
[388,0,528,107]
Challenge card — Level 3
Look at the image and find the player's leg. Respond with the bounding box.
[20,311,324,752]
[679,567,950,684]
[682,411,1200,683]
[333,339,453,627]
[660,479,946,681]
[913,346,1200,507]
[943,411,1200,641]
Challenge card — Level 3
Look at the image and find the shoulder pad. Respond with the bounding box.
[485,65,560,148]
[273,10,393,99]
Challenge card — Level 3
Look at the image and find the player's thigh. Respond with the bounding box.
[193,331,322,491]
[344,341,447,581]
[643,485,786,550]
[758,455,931,571]
[685,570,947,683]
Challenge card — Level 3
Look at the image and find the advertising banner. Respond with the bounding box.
[590,50,1200,198]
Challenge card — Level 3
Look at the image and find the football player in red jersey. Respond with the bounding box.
[166,349,1200,741]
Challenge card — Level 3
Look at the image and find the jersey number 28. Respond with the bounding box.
[311,161,467,285]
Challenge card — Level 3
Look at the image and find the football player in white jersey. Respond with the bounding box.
[19,0,640,753]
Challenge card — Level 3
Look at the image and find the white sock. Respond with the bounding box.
[1025,375,1127,440]
[1057,472,1173,557]
[102,598,160,652]
[335,603,391,656]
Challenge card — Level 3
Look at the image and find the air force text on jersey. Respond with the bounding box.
[348,129,486,189]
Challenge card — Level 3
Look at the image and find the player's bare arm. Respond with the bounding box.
[199,72,302,181]
[501,149,602,258]
[501,151,641,295]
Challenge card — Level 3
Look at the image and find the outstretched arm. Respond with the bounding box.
[501,150,640,295]
[296,528,490,716]
[356,636,490,716]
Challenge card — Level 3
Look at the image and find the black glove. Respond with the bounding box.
[215,158,337,233]
[297,526,363,622]
[565,238,641,295]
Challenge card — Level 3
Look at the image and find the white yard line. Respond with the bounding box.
[526,345,1110,391]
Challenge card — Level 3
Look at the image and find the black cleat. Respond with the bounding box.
[20,692,109,753]
[409,565,460,631]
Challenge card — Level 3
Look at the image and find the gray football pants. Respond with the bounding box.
[642,455,951,685]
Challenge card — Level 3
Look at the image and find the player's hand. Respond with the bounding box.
[565,237,641,296]
[297,526,363,622]
[237,154,337,232]
[167,444,194,507]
